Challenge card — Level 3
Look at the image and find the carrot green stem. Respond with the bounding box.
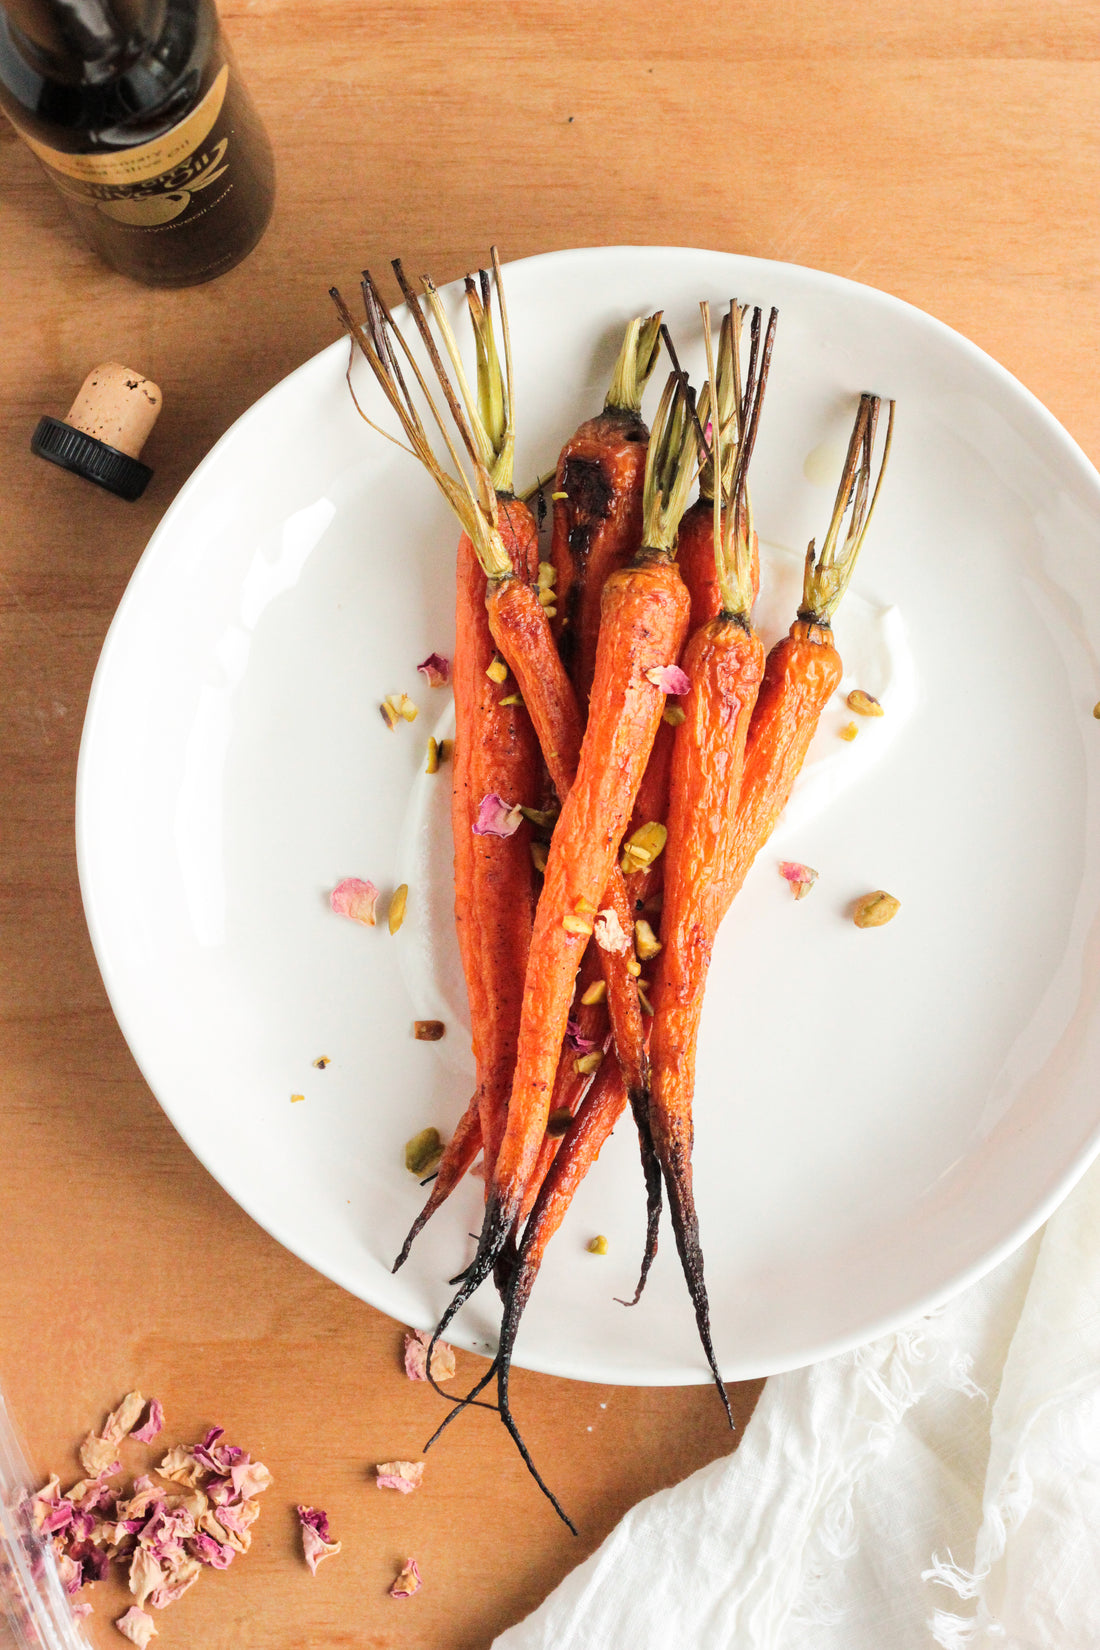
[605,312,664,415]
[801,393,896,624]
[640,370,699,554]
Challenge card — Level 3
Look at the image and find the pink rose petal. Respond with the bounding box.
[389,1556,422,1599]
[564,1017,599,1054]
[471,794,524,838]
[645,663,690,695]
[116,1607,158,1646]
[229,1459,272,1501]
[297,1506,341,1575]
[778,860,819,899]
[593,907,630,954]
[131,1400,164,1445]
[71,1601,93,1620]
[403,1329,456,1383]
[374,1460,424,1494]
[417,652,450,687]
[330,877,379,926]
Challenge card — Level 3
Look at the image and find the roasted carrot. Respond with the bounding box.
[427,371,697,1362]
[392,1093,483,1272]
[331,261,542,1256]
[550,314,663,702]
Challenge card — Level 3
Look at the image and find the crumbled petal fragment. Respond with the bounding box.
[229,1460,272,1501]
[79,1390,146,1475]
[375,1461,424,1494]
[405,1127,444,1176]
[131,1400,164,1445]
[71,1601,93,1619]
[417,652,450,687]
[593,908,630,954]
[472,794,524,838]
[778,861,819,899]
[588,1235,609,1256]
[297,1506,341,1575]
[188,1531,234,1570]
[403,1330,456,1384]
[853,890,901,928]
[330,877,379,926]
[645,664,690,695]
[115,1606,158,1646]
[564,1017,599,1055]
[389,1557,422,1599]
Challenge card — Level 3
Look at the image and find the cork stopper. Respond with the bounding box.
[64,362,162,459]
[31,361,162,501]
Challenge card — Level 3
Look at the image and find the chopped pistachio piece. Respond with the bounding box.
[839,721,859,741]
[530,841,549,873]
[426,737,440,774]
[663,705,686,727]
[574,1050,604,1076]
[551,490,569,500]
[485,655,508,685]
[580,979,607,1006]
[414,1020,446,1041]
[587,1235,609,1256]
[312,1056,330,1069]
[499,692,524,706]
[852,890,900,928]
[290,1093,305,1103]
[634,917,662,960]
[405,1127,444,1176]
[537,561,557,589]
[847,688,884,716]
[621,821,668,875]
[537,587,557,608]
[562,913,593,937]
[388,884,409,934]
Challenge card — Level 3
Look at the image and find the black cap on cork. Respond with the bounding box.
[31,362,161,501]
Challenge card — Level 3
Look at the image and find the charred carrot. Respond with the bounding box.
[550,314,663,702]
[644,304,776,1417]
[392,1093,483,1272]
[428,371,696,1357]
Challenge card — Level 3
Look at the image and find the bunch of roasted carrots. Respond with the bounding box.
[331,251,895,1529]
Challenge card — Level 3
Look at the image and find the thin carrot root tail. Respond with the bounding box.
[662,1149,735,1430]
[495,1308,577,1534]
[422,1356,501,1449]
[616,1087,662,1307]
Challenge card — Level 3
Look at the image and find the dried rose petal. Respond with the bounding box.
[564,1017,599,1055]
[55,1549,83,1595]
[330,877,379,926]
[389,1556,422,1599]
[71,1601,93,1620]
[229,1459,272,1501]
[593,907,630,954]
[79,1392,147,1476]
[417,652,450,687]
[156,1446,201,1488]
[64,1474,117,1512]
[130,1400,164,1445]
[403,1329,456,1383]
[778,860,819,899]
[297,1506,341,1575]
[645,664,690,695]
[188,1530,235,1570]
[147,1560,201,1609]
[471,794,524,838]
[127,1546,165,1610]
[374,1461,424,1494]
[115,1606,158,1646]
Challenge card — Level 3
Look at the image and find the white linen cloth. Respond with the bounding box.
[494,1158,1100,1649]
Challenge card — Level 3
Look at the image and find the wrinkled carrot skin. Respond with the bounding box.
[491,552,691,1224]
[676,498,760,631]
[392,1093,483,1271]
[724,618,842,910]
[451,502,541,1177]
[487,576,647,1105]
[519,947,607,1222]
[550,409,648,705]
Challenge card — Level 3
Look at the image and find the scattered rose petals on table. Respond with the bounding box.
[389,1556,422,1599]
[645,663,690,694]
[115,1606,158,1646]
[131,1399,164,1444]
[778,860,819,899]
[79,1389,147,1475]
[330,877,379,925]
[296,1505,341,1575]
[374,1461,424,1494]
[471,793,524,837]
[403,1329,456,1383]
[417,651,450,687]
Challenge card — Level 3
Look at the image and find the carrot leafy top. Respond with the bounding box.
[701,300,778,620]
[604,313,664,416]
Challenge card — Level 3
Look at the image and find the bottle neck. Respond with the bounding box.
[2,0,165,78]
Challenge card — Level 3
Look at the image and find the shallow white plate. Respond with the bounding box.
[76,247,1100,1386]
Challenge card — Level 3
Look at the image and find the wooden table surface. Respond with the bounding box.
[2,3,1099,1645]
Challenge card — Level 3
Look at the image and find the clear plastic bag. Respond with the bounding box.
[0,1392,91,1650]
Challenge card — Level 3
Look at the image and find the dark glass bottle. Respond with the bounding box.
[0,0,275,287]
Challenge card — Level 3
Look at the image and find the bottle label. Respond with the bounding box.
[15,64,231,227]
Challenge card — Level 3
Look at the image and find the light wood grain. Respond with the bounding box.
[1,2,1097,1644]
